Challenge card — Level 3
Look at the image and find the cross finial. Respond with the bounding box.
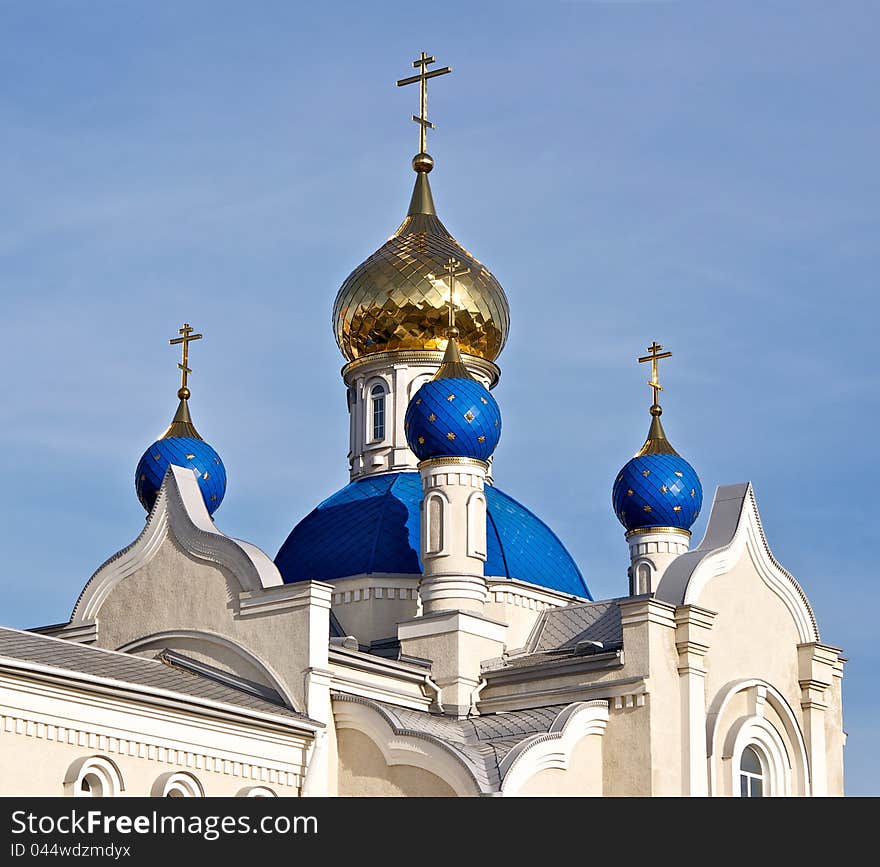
[442,257,470,335]
[169,323,203,400]
[396,51,452,162]
[638,341,673,412]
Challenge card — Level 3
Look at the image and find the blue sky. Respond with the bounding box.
[1,1,877,793]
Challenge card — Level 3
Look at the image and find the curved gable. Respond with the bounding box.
[656,482,818,644]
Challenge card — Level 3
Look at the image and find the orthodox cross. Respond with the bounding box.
[396,52,451,155]
[638,341,672,406]
[443,257,470,332]
[169,323,203,396]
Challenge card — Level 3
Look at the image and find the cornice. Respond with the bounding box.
[342,349,500,388]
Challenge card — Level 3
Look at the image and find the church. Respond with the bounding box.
[0,55,845,798]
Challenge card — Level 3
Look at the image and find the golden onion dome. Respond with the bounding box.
[333,159,510,362]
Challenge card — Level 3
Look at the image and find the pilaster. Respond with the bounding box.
[797,642,839,796]
[674,605,716,796]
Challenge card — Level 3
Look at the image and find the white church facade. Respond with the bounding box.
[0,56,845,797]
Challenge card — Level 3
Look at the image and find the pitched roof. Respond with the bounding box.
[529,599,624,653]
[0,627,317,727]
[479,599,624,674]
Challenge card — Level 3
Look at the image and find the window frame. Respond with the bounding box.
[369,383,387,443]
[738,745,765,798]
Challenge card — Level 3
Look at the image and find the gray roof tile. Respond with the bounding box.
[530,599,623,653]
[0,627,312,725]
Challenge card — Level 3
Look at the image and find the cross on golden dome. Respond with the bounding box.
[443,257,470,334]
[638,341,672,409]
[169,323,202,400]
[396,52,451,158]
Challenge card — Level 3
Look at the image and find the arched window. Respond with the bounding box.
[739,745,765,797]
[239,786,277,797]
[152,771,204,798]
[636,562,651,595]
[370,385,386,441]
[467,492,487,559]
[426,493,445,555]
[65,756,124,798]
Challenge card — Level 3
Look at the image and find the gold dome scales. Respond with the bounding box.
[332,52,510,363]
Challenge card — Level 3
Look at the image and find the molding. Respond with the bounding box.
[625,526,691,539]
[657,483,819,644]
[239,785,278,797]
[723,716,792,798]
[618,596,677,629]
[478,671,641,715]
[64,755,125,798]
[151,770,204,798]
[238,580,333,618]
[327,575,420,606]
[1,701,305,792]
[73,466,283,625]
[342,350,501,389]
[418,457,490,472]
[332,694,484,796]
[499,701,610,796]
[486,578,581,610]
[706,678,810,797]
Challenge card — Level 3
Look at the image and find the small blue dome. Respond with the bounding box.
[405,376,501,462]
[612,451,702,532]
[275,471,590,598]
[135,436,226,515]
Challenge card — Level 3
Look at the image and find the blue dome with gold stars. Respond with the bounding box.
[405,335,501,462]
[136,434,226,515]
[612,408,702,533]
[136,323,226,516]
[135,391,227,516]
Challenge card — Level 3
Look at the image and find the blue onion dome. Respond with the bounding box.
[612,406,702,533]
[135,391,227,516]
[404,332,501,462]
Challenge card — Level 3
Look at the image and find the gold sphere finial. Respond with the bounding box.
[650,403,662,417]
[412,152,434,173]
[178,386,191,400]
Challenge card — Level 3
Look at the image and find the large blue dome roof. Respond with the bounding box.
[275,471,590,598]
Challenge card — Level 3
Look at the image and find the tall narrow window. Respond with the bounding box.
[371,385,386,441]
[739,746,765,797]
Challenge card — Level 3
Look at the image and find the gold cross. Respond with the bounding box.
[169,323,203,397]
[638,341,672,406]
[396,51,451,155]
[443,257,470,332]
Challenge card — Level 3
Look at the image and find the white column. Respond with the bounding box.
[301,582,333,796]
[418,457,489,614]
[627,528,690,595]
